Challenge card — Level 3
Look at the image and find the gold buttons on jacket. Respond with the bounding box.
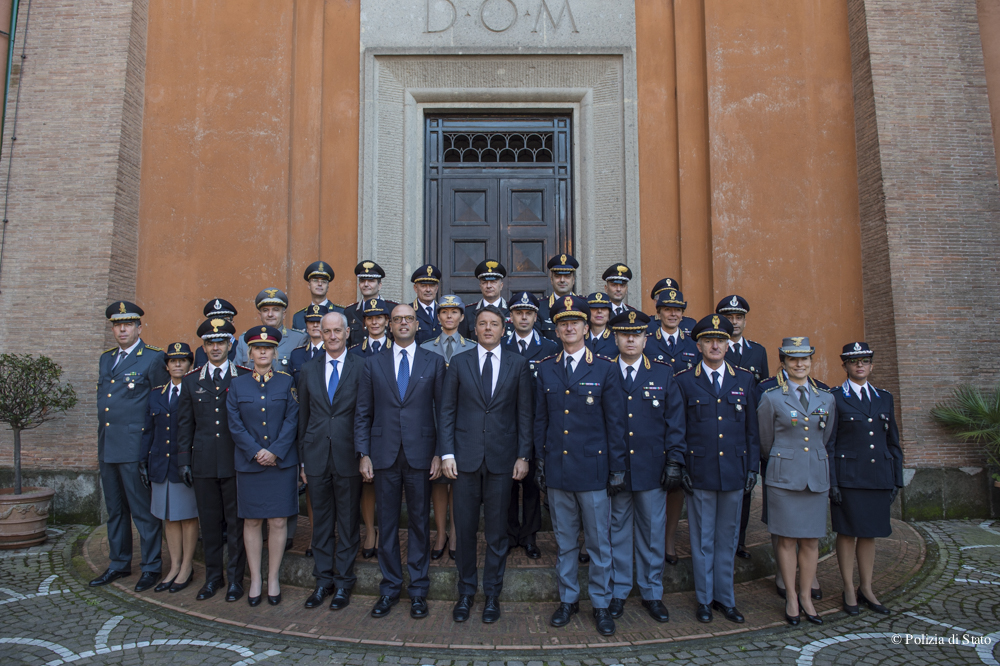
[264,436,268,440]
[628,396,632,401]
[719,434,723,439]
[261,395,265,399]
[215,408,219,413]
[565,390,570,395]
[107,394,111,398]
[629,432,633,436]
[804,427,809,431]
[166,453,169,457]
[804,447,809,452]
[718,416,722,421]
[870,444,875,449]
[717,399,721,403]
[216,421,220,425]
[719,451,723,456]
[868,418,873,423]
[111,380,115,384]
[630,450,635,454]
[629,414,633,418]
[105,423,110,427]
[564,410,569,414]
[804,417,809,422]
[871,459,875,463]
[166,426,170,431]
[804,437,809,442]
[563,450,568,454]
[166,440,170,444]
[869,431,874,436]
[105,408,109,412]
[564,430,569,435]
[262,422,266,426]
[261,408,266,412]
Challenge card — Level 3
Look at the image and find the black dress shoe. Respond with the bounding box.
[197,579,224,601]
[711,600,745,623]
[578,551,590,564]
[135,572,161,592]
[775,583,787,599]
[248,594,262,607]
[608,597,625,618]
[453,594,474,622]
[225,583,244,602]
[524,543,541,559]
[482,596,501,624]
[371,595,399,617]
[154,578,174,593]
[304,549,313,558]
[268,592,282,606]
[168,573,193,593]
[329,587,352,610]
[842,591,860,616]
[641,599,670,623]
[804,611,823,625]
[736,546,752,560]
[449,548,456,560]
[410,596,429,618]
[431,536,449,560]
[665,553,679,566]
[304,585,334,609]
[696,603,713,623]
[550,601,579,627]
[858,588,890,615]
[593,607,616,636]
[811,587,823,601]
[89,568,131,587]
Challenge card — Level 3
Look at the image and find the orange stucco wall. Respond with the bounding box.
[138,0,863,381]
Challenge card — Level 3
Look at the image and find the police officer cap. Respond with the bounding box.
[474,260,507,281]
[716,294,749,315]
[692,314,734,341]
[203,298,237,318]
[197,317,237,340]
[361,298,390,318]
[546,253,579,274]
[508,291,539,311]
[655,288,687,309]
[602,263,633,283]
[244,325,282,347]
[586,292,613,308]
[549,294,590,322]
[105,300,144,322]
[650,277,681,299]
[303,303,328,322]
[437,294,466,310]
[355,260,386,280]
[255,288,288,309]
[840,341,874,360]
[411,264,442,284]
[164,341,194,360]
[609,309,650,333]
[779,336,815,357]
[304,261,334,282]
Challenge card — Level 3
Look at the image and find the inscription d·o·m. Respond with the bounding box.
[425,0,579,35]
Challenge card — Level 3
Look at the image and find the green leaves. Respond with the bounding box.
[931,384,1000,481]
[0,354,78,432]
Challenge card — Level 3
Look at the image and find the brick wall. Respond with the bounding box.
[0,0,148,471]
[848,0,1000,468]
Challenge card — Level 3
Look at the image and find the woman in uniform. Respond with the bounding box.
[227,326,300,607]
[141,342,199,593]
[757,337,837,626]
[830,342,902,616]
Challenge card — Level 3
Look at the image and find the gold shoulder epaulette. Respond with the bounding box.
[155,383,169,393]
[145,345,163,352]
[674,365,695,377]
[103,347,117,354]
[538,353,558,364]
[275,370,291,377]
[764,384,783,393]
[386,340,393,348]
[293,342,309,350]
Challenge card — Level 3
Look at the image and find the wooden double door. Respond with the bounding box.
[424,116,573,306]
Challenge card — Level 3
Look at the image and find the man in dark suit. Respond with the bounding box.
[439,304,534,624]
[503,291,559,559]
[297,311,365,611]
[176,317,250,602]
[355,303,446,619]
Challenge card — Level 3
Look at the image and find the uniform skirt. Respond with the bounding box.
[831,487,892,538]
[766,486,828,539]
[236,465,299,520]
[150,480,198,522]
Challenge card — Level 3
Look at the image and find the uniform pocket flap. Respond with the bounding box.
[883,450,894,459]
[577,385,602,397]
[237,394,255,403]
[687,446,706,457]
[771,448,795,460]
[837,451,857,459]
[687,397,704,406]
[727,394,745,404]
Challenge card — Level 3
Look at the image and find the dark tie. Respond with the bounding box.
[426,305,434,320]
[482,351,494,401]
[371,340,381,354]
[565,355,575,378]
[667,336,675,353]
[860,386,870,408]
[397,350,409,400]
[519,339,527,354]
[733,342,742,360]
[328,359,339,404]
[445,337,454,364]
[112,350,126,370]
[625,365,635,391]
[798,386,810,411]
[711,370,720,395]
[213,367,222,386]
[169,386,179,409]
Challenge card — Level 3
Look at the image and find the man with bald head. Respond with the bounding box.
[355,303,446,619]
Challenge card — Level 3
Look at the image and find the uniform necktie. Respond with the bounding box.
[482,351,494,400]
[444,337,454,364]
[397,349,409,400]
[328,359,339,404]
[711,370,720,394]
[860,386,870,407]
[169,385,179,409]
[519,340,527,354]
[667,335,675,353]
[213,367,222,386]
[798,385,810,411]
[733,342,742,360]
[625,365,635,391]
[371,340,381,354]
[426,305,434,320]
[112,350,126,370]
[565,355,575,378]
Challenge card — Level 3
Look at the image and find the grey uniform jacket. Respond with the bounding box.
[234,325,308,371]
[757,383,838,493]
[97,340,169,463]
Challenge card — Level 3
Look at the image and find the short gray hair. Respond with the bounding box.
[321,311,349,330]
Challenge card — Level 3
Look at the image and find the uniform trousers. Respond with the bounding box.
[374,448,431,598]
[687,488,743,607]
[507,457,542,547]
[610,487,667,601]
[192,476,245,585]
[306,464,362,590]
[99,461,162,573]
[548,488,613,608]
[454,461,514,597]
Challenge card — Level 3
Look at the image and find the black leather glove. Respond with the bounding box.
[680,468,694,496]
[180,465,194,488]
[607,470,626,497]
[830,486,842,506]
[660,462,683,492]
[534,458,546,494]
[889,486,900,504]
[744,470,757,494]
[138,461,150,489]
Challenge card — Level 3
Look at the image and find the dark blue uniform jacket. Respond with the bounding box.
[645,327,700,374]
[227,370,300,472]
[141,383,183,484]
[830,381,903,490]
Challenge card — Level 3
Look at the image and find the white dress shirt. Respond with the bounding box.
[418,300,436,319]
[847,379,871,401]
[514,330,536,351]
[393,340,417,377]
[112,339,141,367]
[478,296,507,310]
[367,335,387,353]
[618,356,642,382]
[661,328,679,345]
[477,344,501,396]
[324,347,348,387]
[701,361,725,390]
[207,359,228,380]
[563,346,586,374]
[728,337,744,354]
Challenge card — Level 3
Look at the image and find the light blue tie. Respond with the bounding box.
[397,349,409,401]
[327,359,339,404]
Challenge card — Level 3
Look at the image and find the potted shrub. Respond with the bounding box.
[0,354,77,548]
[930,384,1000,488]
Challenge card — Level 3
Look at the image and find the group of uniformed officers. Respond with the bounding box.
[93,253,903,635]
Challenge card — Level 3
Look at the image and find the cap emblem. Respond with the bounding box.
[214,299,222,310]
[853,342,862,352]
[617,265,627,275]
[486,260,498,272]
[791,337,805,347]
[174,343,182,352]
[560,254,567,265]
[426,265,434,276]
[628,312,636,324]
[521,293,530,304]
[319,262,325,272]
[730,295,739,307]
[260,327,268,341]
[119,302,127,314]
[363,261,375,270]
[311,305,321,314]
[444,296,457,305]
[265,289,278,298]
[669,290,677,300]
[370,298,377,308]
[211,318,225,332]
[563,296,573,309]
[712,315,720,329]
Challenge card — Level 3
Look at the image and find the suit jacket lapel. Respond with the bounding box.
[402,347,429,403]
[113,343,142,377]
[377,350,400,405]
[719,364,740,396]
[696,366,717,395]
[490,350,513,406]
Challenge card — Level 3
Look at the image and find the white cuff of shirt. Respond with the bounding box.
[441,454,455,460]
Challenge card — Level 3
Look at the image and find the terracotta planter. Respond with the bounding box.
[0,487,54,549]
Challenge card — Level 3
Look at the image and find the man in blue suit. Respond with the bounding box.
[354,303,446,619]
[674,315,759,625]
[534,295,627,637]
[92,301,169,592]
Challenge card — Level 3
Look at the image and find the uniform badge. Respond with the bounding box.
[281,358,288,365]
[586,396,595,405]
[790,410,798,427]
[736,404,743,411]
[652,399,660,407]
[127,382,135,389]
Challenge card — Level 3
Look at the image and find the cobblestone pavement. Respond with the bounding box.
[0,520,996,665]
